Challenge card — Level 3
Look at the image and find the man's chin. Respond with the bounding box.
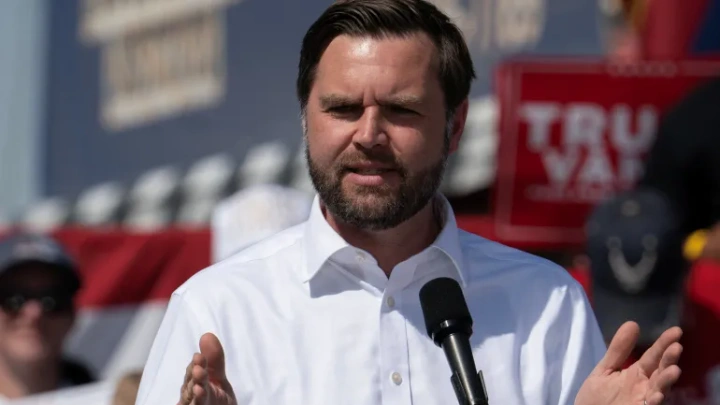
[341,182,396,199]
[342,192,398,213]
[333,201,404,230]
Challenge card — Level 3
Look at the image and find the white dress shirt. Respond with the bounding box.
[135,195,606,405]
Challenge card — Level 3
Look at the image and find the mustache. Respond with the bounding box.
[336,150,400,168]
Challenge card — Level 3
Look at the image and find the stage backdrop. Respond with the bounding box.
[43,0,607,197]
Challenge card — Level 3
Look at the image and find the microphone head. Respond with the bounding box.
[419,277,473,345]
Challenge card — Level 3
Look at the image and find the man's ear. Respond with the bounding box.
[448,98,469,154]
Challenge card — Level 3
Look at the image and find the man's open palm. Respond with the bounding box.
[576,322,683,405]
[178,333,237,405]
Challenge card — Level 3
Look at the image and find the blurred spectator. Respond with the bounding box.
[701,223,720,262]
[600,75,720,403]
[111,371,142,405]
[638,76,720,401]
[684,222,720,264]
[0,233,94,401]
[638,75,720,263]
[585,188,686,347]
[211,184,313,262]
[603,0,646,62]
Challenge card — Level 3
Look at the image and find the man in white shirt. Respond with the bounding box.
[135,0,683,404]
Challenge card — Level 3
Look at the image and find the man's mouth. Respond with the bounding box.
[346,168,395,175]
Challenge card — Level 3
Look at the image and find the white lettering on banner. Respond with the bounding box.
[494,0,545,51]
[565,104,605,149]
[79,0,241,131]
[611,105,657,154]
[519,102,658,203]
[80,0,240,42]
[541,148,578,186]
[523,102,560,151]
[101,13,224,130]
[428,0,545,52]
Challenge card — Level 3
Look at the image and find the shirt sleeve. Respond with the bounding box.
[135,291,215,405]
[549,279,607,405]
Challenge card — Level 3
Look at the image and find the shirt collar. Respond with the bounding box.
[430,194,467,286]
[302,194,352,283]
[302,194,467,287]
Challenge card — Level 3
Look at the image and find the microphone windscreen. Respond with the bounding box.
[419,277,472,338]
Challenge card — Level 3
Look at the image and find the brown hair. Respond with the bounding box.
[297,0,475,117]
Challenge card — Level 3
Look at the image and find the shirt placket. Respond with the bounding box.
[380,269,413,405]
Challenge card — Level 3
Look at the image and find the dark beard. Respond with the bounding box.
[307,145,448,231]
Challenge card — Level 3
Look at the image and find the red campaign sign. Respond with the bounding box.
[493,59,720,247]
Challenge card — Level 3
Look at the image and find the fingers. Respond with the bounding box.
[645,343,682,405]
[657,364,682,391]
[659,342,683,371]
[179,353,208,405]
[645,391,665,405]
[645,365,681,405]
[200,333,227,381]
[637,327,683,375]
[651,342,683,390]
[182,358,194,394]
[192,383,207,403]
[594,321,640,373]
[179,334,228,405]
[192,361,210,404]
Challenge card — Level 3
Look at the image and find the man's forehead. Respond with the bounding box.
[319,32,438,67]
[313,34,441,98]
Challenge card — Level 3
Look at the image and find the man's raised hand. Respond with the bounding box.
[178,333,237,405]
[575,321,683,405]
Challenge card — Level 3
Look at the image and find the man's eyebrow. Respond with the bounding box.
[318,94,426,109]
[319,94,361,109]
[379,95,425,108]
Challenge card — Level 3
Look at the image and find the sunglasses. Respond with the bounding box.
[0,290,74,315]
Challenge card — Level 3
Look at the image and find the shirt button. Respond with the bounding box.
[391,372,403,385]
[356,252,366,262]
[386,296,395,308]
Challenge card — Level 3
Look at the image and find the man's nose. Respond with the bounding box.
[352,107,388,149]
[18,300,45,320]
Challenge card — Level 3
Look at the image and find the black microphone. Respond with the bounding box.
[419,277,489,405]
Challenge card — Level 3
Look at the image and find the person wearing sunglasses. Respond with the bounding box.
[0,233,94,401]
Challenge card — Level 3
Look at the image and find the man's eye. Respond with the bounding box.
[388,106,418,115]
[327,106,362,118]
[330,106,357,113]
